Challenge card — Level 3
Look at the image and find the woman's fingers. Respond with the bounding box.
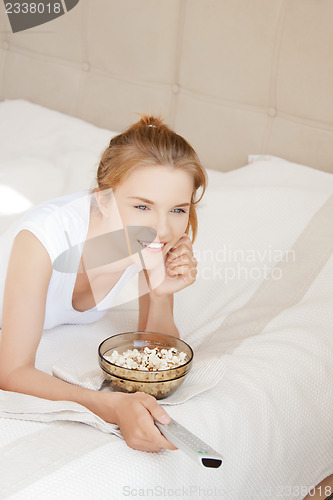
[139,393,178,451]
[167,253,196,269]
[138,392,170,424]
[151,234,198,294]
[166,249,197,281]
[168,265,197,280]
[167,242,192,261]
[111,392,177,452]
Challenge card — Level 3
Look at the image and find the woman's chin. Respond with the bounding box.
[131,249,165,271]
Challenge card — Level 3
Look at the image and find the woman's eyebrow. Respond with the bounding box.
[128,196,190,207]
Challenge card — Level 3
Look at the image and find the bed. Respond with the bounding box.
[0,1,333,499]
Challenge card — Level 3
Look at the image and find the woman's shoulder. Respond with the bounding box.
[25,190,90,218]
[1,190,91,263]
[11,190,90,227]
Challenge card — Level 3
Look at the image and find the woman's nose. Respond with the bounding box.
[153,216,170,241]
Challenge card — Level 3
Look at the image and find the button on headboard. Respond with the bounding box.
[0,0,332,173]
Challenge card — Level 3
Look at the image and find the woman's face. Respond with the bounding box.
[110,164,194,267]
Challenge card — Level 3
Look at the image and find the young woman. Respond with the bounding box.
[0,115,207,452]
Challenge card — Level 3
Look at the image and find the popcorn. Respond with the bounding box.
[104,346,188,371]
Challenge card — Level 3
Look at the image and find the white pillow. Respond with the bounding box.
[0,99,116,233]
[174,156,333,347]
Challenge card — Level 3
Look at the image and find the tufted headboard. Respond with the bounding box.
[0,0,333,173]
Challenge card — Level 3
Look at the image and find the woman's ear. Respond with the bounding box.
[93,187,114,217]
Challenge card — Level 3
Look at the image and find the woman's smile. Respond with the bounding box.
[138,240,167,252]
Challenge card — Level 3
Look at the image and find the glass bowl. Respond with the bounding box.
[98,331,193,399]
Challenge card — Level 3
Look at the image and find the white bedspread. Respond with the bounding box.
[0,100,333,500]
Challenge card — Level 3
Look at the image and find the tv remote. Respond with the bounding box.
[155,418,223,469]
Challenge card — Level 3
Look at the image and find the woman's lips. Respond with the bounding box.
[138,240,166,253]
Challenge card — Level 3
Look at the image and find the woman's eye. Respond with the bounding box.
[134,205,186,213]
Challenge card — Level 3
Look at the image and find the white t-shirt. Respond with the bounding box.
[0,191,141,330]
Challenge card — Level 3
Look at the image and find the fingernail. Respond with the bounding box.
[159,414,171,424]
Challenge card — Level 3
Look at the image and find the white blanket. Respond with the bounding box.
[0,100,333,500]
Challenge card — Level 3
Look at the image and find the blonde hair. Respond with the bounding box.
[95,115,207,242]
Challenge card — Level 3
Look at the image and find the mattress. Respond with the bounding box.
[0,100,332,500]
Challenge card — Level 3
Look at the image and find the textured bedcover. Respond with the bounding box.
[0,100,332,500]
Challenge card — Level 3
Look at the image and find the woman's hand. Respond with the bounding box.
[137,233,197,336]
[151,234,198,297]
[94,391,177,452]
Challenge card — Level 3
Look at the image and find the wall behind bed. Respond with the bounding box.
[0,0,333,173]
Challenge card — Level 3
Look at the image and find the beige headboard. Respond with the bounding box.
[0,0,333,173]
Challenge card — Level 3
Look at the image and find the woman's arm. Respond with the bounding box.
[137,234,197,338]
[0,230,176,452]
[138,286,179,338]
